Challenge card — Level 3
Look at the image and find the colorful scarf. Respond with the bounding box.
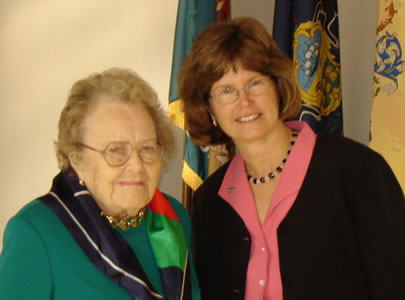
[40,172,191,300]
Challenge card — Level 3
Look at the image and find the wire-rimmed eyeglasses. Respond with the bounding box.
[209,76,272,105]
[77,138,163,166]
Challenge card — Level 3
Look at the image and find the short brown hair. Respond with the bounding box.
[179,17,301,145]
[56,68,175,173]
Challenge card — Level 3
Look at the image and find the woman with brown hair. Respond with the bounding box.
[179,17,405,300]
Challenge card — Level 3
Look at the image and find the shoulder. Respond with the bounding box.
[195,160,231,198]
[9,199,57,229]
[2,198,68,252]
[0,200,54,298]
[314,135,387,169]
[2,199,52,246]
[191,160,237,221]
[164,193,187,215]
[162,193,193,248]
[315,135,374,156]
[313,135,402,195]
[162,193,190,226]
[191,160,231,216]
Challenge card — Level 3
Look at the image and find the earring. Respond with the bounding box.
[79,179,85,186]
[210,113,218,127]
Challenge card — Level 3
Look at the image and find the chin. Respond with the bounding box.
[115,195,150,215]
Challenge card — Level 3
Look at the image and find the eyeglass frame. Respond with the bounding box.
[76,138,163,167]
[209,76,273,105]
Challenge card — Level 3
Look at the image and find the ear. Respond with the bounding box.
[69,152,86,179]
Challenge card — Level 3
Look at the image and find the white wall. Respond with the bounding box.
[0,0,179,250]
[0,0,377,250]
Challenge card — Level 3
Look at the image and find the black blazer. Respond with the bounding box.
[192,135,405,300]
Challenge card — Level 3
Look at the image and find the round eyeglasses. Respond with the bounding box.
[209,77,272,105]
[78,138,163,166]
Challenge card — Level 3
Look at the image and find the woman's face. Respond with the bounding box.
[209,66,283,145]
[71,99,161,217]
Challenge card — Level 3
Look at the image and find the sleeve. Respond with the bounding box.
[347,149,405,299]
[165,194,201,300]
[0,215,53,299]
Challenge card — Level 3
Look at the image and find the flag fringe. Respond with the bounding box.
[169,100,185,129]
[182,160,204,191]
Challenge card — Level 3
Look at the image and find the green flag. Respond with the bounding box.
[168,0,227,191]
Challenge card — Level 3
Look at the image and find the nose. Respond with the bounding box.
[238,88,252,106]
[125,149,145,171]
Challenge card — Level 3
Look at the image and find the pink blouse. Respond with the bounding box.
[218,121,316,300]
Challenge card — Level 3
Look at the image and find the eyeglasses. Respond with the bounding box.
[78,138,163,166]
[209,77,272,105]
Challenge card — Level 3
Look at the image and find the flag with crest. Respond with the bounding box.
[272,0,343,135]
[370,0,405,192]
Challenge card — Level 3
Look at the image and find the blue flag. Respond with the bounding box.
[273,0,343,135]
[168,0,222,191]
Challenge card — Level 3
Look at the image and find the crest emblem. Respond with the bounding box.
[293,20,341,117]
[374,31,405,96]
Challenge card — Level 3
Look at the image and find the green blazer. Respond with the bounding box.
[0,194,200,300]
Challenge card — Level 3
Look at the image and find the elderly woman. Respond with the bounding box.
[179,17,405,300]
[0,68,200,300]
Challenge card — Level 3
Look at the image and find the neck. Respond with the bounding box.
[100,208,147,231]
[239,123,292,177]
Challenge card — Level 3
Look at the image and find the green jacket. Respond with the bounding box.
[0,195,200,300]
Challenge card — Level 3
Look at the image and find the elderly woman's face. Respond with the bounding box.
[71,99,161,217]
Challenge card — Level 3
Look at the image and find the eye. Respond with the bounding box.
[138,140,162,163]
[106,143,129,158]
[221,87,234,95]
[248,78,264,88]
[141,144,154,152]
[246,77,270,95]
[213,86,234,97]
[107,145,124,153]
[138,139,158,151]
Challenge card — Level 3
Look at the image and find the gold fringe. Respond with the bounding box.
[182,160,204,191]
[170,99,204,191]
[169,99,185,129]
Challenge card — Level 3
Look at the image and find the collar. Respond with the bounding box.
[218,121,316,227]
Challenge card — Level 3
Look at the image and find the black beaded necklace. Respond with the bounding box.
[247,130,298,184]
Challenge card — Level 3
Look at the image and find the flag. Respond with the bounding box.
[273,0,343,135]
[168,0,231,203]
[369,0,405,192]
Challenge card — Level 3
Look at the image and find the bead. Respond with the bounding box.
[246,130,298,184]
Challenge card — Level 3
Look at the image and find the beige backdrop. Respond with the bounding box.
[0,0,378,250]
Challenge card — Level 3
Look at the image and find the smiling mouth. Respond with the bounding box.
[237,113,260,122]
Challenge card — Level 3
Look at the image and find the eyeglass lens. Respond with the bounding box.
[212,77,270,104]
[104,139,162,166]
